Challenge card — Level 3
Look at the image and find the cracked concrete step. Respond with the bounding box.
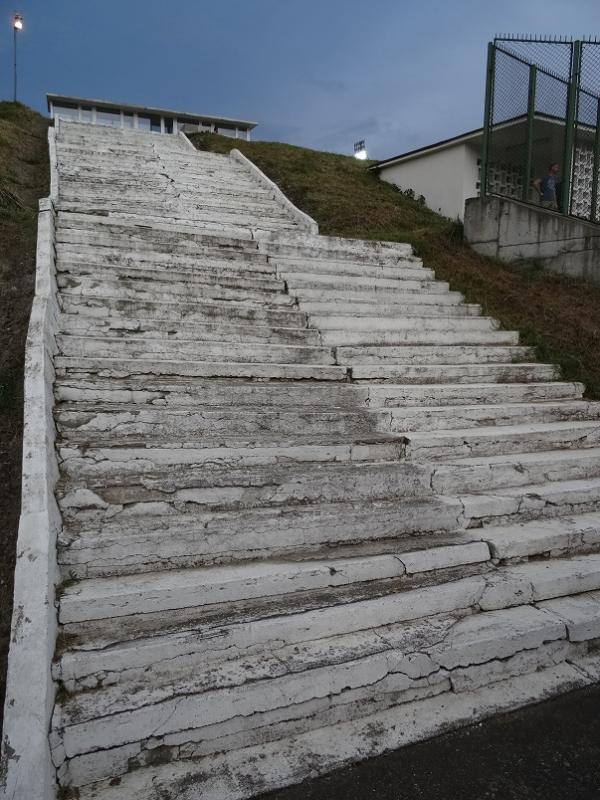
[323,331,521,348]
[461,476,600,527]
[432,446,600,494]
[58,540,491,623]
[54,356,348,381]
[57,275,294,306]
[57,495,464,575]
[388,400,600,432]
[280,267,437,286]
[56,219,266,255]
[337,345,533,364]
[350,363,559,383]
[271,254,427,279]
[53,379,585,409]
[58,660,599,799]
[59,315,320,346]
[405,419,600,460]
[313,314,498,332]
[53,403,392,442]
[302,301,482,316]
[259,235,414,263]
[58,261,286,293]
[57,335,335,366]
[59,294,309,328]
[479,512,600,561]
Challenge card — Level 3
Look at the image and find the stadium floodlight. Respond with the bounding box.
[354,139,367,160]
[13,14,23,102]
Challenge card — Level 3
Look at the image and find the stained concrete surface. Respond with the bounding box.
[258,685,600,800]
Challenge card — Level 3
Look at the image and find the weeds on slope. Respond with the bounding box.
[0,102,49,732]
[192,132,600,398]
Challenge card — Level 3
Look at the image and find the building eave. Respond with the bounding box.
[46,93,258,130]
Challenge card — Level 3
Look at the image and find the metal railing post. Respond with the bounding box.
[480,42,495,197]
[562,39,582,215]
[523,64,537,202]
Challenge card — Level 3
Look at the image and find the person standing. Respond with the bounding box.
[533,163,560,209]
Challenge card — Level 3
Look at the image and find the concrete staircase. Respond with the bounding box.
[47,121,600,799]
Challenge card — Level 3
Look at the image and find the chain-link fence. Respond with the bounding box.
[481,35,600,223]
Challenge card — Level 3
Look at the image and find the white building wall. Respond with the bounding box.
[378,142,480,221]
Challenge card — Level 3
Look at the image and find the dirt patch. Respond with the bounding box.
[0,102,49,734]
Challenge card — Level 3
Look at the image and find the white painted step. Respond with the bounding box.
[479,512,600,560]
[350,363,559,383]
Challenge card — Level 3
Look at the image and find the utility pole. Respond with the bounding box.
[13,13,23,103]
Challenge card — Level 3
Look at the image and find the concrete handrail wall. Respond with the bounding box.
[1,124,61,800]
[230,148,319,235]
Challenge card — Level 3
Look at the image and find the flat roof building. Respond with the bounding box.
[47,94,257,140]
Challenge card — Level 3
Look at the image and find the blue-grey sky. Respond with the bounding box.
[1,0,598,159]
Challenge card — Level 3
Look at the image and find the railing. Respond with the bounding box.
[481,35,600,223]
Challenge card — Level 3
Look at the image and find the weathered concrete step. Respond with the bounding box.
[304,301,481,316]
[58,260,285,293]
[462,477,600,527]
[350,363,558,384]
[57,496,463,575]
[479,512,600,561]
[300,295,467,312]
[314,314,497,332]
[337,345,533,364]
[57,335,335,365]
[323,330,520,347]
[432,446,600,494]
[271,254,425,279]
[52,595,589,791]
[259,234,414,263]
[60,315,319,346]
[298,282,455,300]
[58,540,491,623]
[60,294,308,328]
[57,202,295,231]
[56,218,264,255]
[54,402,387,442]
[56,244,272,275]
[59,191,287,218]
[62,659,599,799]
[406,419,600,460]
[53,378,584,410]
[57,275,294,306]
[55,356,348,381]
[280,268,436,286]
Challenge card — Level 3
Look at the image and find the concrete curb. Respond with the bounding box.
[0,126,61,800]
[230,148,319,235]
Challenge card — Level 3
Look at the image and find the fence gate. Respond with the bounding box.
[481,35,600,223]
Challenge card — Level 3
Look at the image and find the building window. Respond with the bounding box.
[164,118,173,134]
[216,125,237,138]
[138,116,151,131]
[150,116,161,133]
[123,112,134,128]
[55,103,79,121]
[80,106,92,122]
[97,109,121,127]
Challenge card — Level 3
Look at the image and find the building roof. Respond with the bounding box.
[46,94,258,130]
[370,127,483,171]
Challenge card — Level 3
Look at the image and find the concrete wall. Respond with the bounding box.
[378,143,479,221]
[464,195,600,283]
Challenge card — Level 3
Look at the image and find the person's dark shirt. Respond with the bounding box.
[540,174,557,201]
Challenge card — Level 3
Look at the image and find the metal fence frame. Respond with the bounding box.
[481,34,600,223]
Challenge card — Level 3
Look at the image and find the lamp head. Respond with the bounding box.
[13,14,23,30]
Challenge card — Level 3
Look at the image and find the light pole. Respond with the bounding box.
[13,13,23,103]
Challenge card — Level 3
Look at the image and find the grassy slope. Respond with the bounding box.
[0,102,49,731]
[191,132,600,398]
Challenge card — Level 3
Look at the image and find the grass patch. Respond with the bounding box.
[0,101,49,736]
[191,132,600,398]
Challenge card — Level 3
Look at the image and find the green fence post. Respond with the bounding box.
[562,40,582,215]
[591,98,600,223]
[523,64,537,202]
[480,42,495,197]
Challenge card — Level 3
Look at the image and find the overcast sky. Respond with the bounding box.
[1,0,598,159]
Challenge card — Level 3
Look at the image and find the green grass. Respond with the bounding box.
[191,132,600,398]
